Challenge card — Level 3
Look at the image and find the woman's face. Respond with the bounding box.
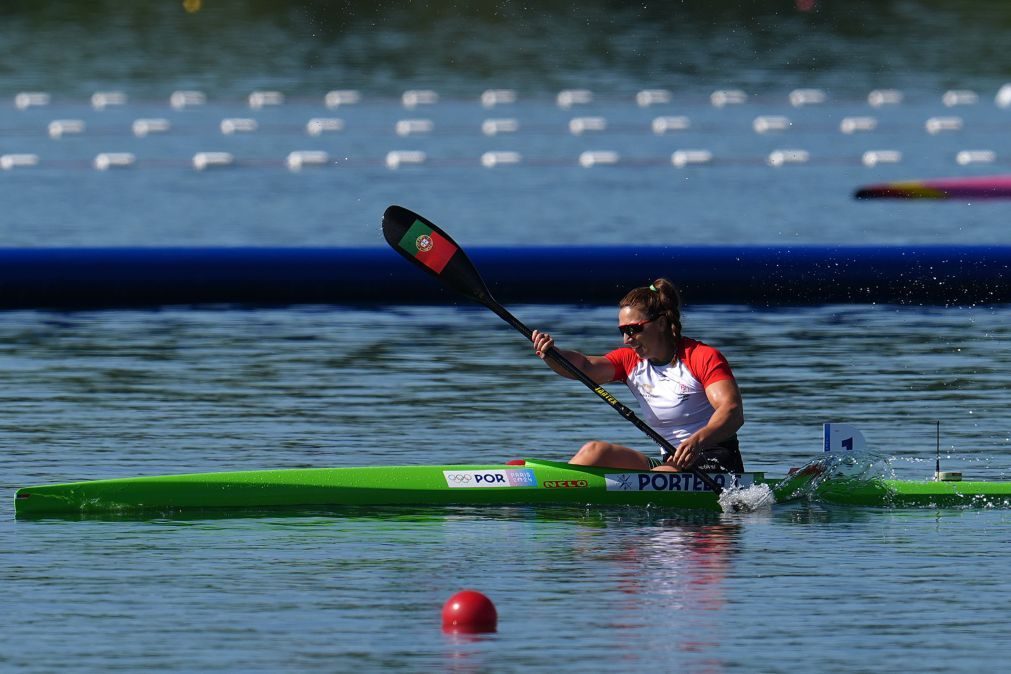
[617,305,671,361]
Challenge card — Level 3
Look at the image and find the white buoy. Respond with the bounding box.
[710,89,747,107]
[286,151,330,171]
[942,90,978,107]
[220,118,259,135]
[193,152,235,170]
[557,89,593,108]
[385,150,427,169]
[480,89,517,108]
[48,119,85,139]
[0,154,39,170]
[636,89,671,107]
[324,90,361,108]
[671,150,713,167]
[840,116,878,134]
[248,91,284,109]
[862,150,902,167]
[789,88,826,106]
[306,118,345,136]
[395,119,434,136]
[767,149,809,167]
[578,151,619,167]
[568,117,606,135]
[170,90,206,109]
[480,151,522,168]
[925,116,963,134]
[91,91,127,110]
[402,90,439,108]
[94,153,136,170]
[868,89,904,107]
[14,92,50,109]
[996,84,1011,109]
[753,116,791,133]
[481,119,519,136]
[132,118,171,137]
[651,116,691,134]
[955,150,996,165]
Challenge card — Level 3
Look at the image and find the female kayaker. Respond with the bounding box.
[531,278,744,473]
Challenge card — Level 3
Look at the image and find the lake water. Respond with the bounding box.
[3,3,1011,672]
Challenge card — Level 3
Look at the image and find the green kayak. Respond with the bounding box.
[14,458,1011,516]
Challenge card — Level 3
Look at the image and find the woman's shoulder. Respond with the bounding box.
[604,346,643,377]
[679,336,723,355]
[678,337,735,383]
[604,345,642,363]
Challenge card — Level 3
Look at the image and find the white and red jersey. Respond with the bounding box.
[604,337,735,446]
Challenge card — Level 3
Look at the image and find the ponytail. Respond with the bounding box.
[619,278,682,341]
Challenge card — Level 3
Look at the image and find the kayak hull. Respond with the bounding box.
[14,460,747,515]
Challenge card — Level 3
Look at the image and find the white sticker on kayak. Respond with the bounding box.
[444,469,538,488]
[604,472,755,492]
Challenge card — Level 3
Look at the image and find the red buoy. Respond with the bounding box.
[441,590,497,633]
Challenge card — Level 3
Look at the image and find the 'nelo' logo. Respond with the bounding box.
[543,480,589,489]
[416,234,434,253]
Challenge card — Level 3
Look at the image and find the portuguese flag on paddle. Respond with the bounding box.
[396,219,459,274]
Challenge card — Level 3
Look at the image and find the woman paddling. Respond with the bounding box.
[531,278,744,473]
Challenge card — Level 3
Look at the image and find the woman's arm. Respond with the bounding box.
[531,329,616,384]
[667,378,744,469]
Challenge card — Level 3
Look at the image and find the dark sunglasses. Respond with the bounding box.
[618,316,657,336]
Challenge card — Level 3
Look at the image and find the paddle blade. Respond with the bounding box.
[382,205,496,307]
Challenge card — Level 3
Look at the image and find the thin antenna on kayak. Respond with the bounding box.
[933,420,964,482]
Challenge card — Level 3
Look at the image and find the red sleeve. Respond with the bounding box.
[604,347,640,382]
[680,338,735,388]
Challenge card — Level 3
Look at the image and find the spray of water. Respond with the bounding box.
[718,482,776,512]
[716,449,895,512]
[767,450,896,506]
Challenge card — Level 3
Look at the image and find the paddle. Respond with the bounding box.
[381,205,725,497]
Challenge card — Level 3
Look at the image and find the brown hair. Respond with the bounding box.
[619,278,683,341]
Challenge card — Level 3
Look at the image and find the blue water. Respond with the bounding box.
[2,91,1010,248]
[3,306,1010,672]
[3,3,1011,672]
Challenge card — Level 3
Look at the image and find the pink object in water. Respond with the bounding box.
[855,174,1011,199]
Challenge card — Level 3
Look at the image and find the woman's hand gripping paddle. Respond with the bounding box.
[381,205,727,498]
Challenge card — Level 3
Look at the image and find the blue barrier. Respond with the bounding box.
[0,246,1007,308]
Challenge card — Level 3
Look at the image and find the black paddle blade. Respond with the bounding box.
[382,205,496,307]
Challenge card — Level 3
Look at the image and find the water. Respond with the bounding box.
[3,306,1010,671]
[3,3,1011,672]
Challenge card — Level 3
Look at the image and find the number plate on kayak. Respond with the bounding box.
[444,469,538,488]
[605,472,754,492]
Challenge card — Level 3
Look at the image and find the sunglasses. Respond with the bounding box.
[618,316,657,336]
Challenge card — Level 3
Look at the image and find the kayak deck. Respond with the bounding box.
[14,458,1011,516]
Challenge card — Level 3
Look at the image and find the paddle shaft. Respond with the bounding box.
[481,299,725,496]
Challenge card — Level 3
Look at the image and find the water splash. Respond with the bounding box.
[716,451,893,512]
[718,483,776,512]
[771,450,896,504]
